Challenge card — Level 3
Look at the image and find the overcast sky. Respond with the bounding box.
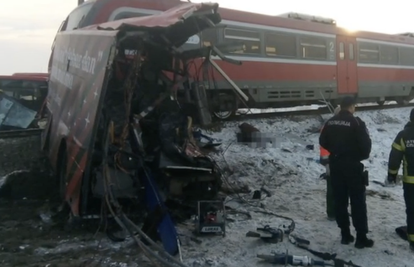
[0,0,412,75]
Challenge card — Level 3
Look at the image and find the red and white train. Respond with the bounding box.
[52,0,414,118]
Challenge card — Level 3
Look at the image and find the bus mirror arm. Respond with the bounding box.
[210,46,242,66]
[207,49,249,102]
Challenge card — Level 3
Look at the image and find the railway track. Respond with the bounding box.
[232,102,414,121]
[0,128,43,139]
[0,103,412,139]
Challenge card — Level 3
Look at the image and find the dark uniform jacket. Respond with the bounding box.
[319,110,372,163]
[388,121,414,184]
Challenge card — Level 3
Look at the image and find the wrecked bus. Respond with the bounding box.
[41,2,225,255]
[48,0,248,121]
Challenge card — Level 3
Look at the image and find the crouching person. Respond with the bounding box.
[387,108,414,251]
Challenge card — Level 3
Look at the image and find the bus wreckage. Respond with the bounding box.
[40,2,237,262]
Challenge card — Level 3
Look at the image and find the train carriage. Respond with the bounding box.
[52,0,414,119]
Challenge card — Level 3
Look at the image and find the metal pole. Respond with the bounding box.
[208,57,249,102]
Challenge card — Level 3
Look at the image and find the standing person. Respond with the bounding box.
[320,105,341,221]
[386,108,414,251]
[319,96,374,249]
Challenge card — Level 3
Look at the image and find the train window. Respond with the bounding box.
[400,47,414,66]
[358,42,379,63]
[339,42,345,59]
[223,28,261,55]
[300,36,327,60]
[349,44,354,60]
[265,33,297,57]
[201,28,218,47]
[380,45,398,65]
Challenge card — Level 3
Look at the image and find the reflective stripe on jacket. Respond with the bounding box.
[319,125,330,165]
[319,106,341,166]
[388,122,414,184]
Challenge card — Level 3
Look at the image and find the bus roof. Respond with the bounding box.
[84,2,220,47]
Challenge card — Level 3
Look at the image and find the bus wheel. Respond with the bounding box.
[58,150,68,201]
[212,93,237,120]
[377,100,385,106]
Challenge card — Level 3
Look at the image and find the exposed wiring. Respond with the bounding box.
[101,120,188,267]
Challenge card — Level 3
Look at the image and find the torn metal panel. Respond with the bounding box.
[85,2,221,48]
[0,93,37,129]
[159,151,213,172]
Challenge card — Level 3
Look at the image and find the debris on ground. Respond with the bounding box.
[1,107,414,267]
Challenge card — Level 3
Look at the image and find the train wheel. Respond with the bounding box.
[397,98,409,105]
[212,93,237,120]
[213,110,234,120]
[377,100,385,106]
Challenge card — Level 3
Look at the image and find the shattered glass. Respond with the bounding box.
[0,97,13,126]
[0,94,37,129]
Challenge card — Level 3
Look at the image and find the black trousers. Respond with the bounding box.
[403,182,414,242]
[330,160,368,234]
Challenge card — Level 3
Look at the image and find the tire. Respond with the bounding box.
[58,150,68,201]
[213,110,234,120]
[212,93,237,120]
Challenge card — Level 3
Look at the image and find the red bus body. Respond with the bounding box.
[43,2,222,217]
[0,74,48,82]
[48,0,414,113]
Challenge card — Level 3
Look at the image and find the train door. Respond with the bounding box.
[336,35,358,94]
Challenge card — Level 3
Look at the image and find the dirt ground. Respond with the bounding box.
[0,135,154,267]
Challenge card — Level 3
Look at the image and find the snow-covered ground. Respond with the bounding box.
[237,99,414,115]
[1,106,413,267]
[179,106,414,267]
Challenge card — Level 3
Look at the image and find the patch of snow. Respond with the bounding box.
[33,237,129,256]
[237,99,414,115]
[0,170,30,189]
[176,106,414,267]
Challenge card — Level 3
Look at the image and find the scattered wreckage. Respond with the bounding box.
[0,3,369,267]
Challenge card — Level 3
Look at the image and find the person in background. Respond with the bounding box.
[319,96,374,249]
[319,105,341,221]
[387,108,414,252]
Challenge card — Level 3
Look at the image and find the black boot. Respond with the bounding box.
[341,228,355,245]
[355,233,374,249]
[409,241,414,252]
